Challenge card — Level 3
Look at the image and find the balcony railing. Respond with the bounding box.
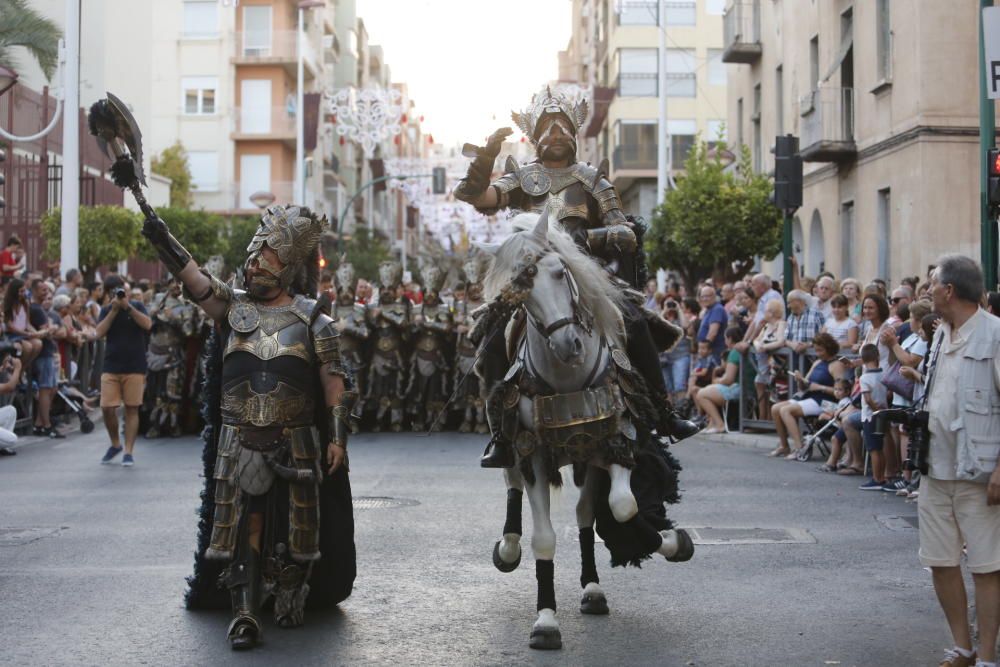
[234,30,296,60]
[613,144,657,171]
[799,87,856,162]
[616,73,658,97]
[722,1,761,64]
[231,106,296,138]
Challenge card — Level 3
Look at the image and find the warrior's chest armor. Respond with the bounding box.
[415,303,451,352]
[373,301,407,354]
[333,303,363,354]
[516,163,592,224]
[221,294,319,427]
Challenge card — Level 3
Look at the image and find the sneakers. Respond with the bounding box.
[939,647,977,667]
[121,454,134,467]
[100,446,123,464]
[882,478,907,493]
[859,478,884,491]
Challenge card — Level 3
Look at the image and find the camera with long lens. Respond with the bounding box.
[114,288,127,299]
[0,339,21,360]
[873,407,930,475]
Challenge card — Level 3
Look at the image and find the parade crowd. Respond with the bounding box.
[652,258,1000,501]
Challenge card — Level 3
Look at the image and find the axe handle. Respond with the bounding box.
[127,181,158,222]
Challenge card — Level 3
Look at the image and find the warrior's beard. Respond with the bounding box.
[537,139,575,162]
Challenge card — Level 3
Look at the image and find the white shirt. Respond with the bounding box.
[823,315,857,345]
[754,288,781,325]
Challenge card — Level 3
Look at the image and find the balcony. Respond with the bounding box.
[613,144,657,171]
[799,87,856,162]
[722,2,761,64]
[233,30,320,78]
[231,106,296,143]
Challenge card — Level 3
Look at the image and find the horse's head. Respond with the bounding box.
[480,208,592,367]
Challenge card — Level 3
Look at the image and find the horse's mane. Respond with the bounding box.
[483,212,625,347]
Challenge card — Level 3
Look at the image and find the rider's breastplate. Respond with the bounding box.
[372,301,406,355]
[521,169,592,226]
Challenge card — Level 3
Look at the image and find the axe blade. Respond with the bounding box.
[104,92,147,187]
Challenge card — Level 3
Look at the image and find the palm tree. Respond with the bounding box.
[0,0,62,80]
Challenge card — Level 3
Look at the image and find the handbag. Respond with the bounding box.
[881,361,915,401]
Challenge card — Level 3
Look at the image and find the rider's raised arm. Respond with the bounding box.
[454,127,513,213]
[143,217,231,322]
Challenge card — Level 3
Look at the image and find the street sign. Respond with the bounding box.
[984,7,1000,98]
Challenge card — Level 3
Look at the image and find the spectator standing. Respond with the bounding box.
[720,283,735,313]
[55,268,83,297]
[751,299,787,420]
[697,286,728,363]
[785,289,825,357]
[0,236,25,284]
[855,294,893,372]
[814,276,835,319]
[822,294,859,350]
[28,280,62,438]
[889,286,914,340]
[96,276,152,467]
[840,277,863,322]
[3,278,42,370]
[919,255,1000,667]
[858,344,888,490]
[660,297,690,405]
[642,278,658,311]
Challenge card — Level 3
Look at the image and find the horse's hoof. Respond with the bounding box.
[666,528,695,562]
[580,591,609,615]
[492,540,520,573]
[529,627,562,650]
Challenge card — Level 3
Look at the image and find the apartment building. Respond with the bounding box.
[724,0,999,282]
[560,0,727,222]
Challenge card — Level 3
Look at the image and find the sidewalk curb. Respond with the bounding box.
[693,429,781,451]
[9,412,105,452]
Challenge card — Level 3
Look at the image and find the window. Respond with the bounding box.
[775,65,784,136]
[752,83,761,172]
[668,119,696,169]
[876,0,892,82]
[877,189,891,280]
[618,1,658,25]
[665,48,696,97]
[615,121,658,170]
[182,1,218,38]
[707,49,726,86]
[618,48,658,96]
[243,5,272,56]
[187,151,219,192]
[707,119,727,142]
[705,0,726,15]
[809,35,819,90]
[664,1,696,26]
[182,77,217,115]
[841,201,855,277]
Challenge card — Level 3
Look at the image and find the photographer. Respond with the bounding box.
[919,255,1000,667]
[95,276,151,467]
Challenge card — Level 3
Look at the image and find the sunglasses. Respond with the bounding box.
[890,297,904,304]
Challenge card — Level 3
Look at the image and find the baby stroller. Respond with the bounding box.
[794,413,836,462]
[49,360,95,434]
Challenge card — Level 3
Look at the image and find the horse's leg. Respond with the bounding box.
[492,465,523,572]
[525,455,561,650]
[576,465,608,615]
[607,463,694,562]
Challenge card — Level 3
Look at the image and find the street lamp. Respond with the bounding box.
[295,0,325,207]
[249,190,276,209]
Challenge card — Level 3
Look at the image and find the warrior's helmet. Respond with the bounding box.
[245,204,327,294]
[462,253,487,286]
[334,262,356,302]
[378,260,403,291]
[512,86,589,158]
[421,264,446,299]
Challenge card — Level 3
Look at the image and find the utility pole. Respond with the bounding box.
[60,0,80,278]
[980,0,997,289]
[656,0,669,206]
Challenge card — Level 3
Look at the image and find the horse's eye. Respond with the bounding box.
[553,269,565,280]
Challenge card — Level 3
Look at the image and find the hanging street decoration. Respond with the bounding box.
[328,86,403,158]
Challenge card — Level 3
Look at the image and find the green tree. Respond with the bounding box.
[40,206,142,276]
[0,0,61,80]
[220,215,260,276]
[646,139,781,292]
[135,207,224,267]
[339,225,393,280]
[151,142,194,209]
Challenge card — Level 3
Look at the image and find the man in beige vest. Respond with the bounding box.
[920,254,1000,667]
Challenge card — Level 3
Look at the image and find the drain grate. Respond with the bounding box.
[352,496,420,510]
[686,527,816,545]
[0,526,66,547]
[876,515,919,531]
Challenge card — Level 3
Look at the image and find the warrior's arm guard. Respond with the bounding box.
[328,404,351,449]
[142,217,194,277]
[587,224,638,254]
[381,307,409,328]
[453,154,495,204]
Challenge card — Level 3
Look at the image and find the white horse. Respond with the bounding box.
[477,210,693,650]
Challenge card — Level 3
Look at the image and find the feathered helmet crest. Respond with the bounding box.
[511,86,589,143]
[378,260,403,290]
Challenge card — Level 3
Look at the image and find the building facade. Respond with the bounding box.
[560,0,727,222]
[724,0,999,283]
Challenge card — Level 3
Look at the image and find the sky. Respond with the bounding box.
[356,0,571,148]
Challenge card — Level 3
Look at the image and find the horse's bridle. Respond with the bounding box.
[512,250,594,340]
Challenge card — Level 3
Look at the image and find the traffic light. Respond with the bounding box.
[772,134,802,211]
[0,146,5,210]
[988,147,1000,209]
[432,166,446,195]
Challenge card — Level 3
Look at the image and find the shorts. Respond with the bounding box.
[36,355,58,389]
[862,419,883,452]
[101,373,145,408]
[834,427,846,443]
[718,383,741,401]
[792,398,823,417]
[755,352,771,384]
[919,476,1000,573]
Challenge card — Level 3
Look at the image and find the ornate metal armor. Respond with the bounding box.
[365,261,408,432]
[405,297,453,432]
[145,290,192,438]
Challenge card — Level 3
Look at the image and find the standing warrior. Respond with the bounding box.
[332,262,370,421]
[366,260,409,432]
[404,265,453,432]
[454,87,699,467]
[454,254,490,434]
[148,205,356,650]
[144,279,190,438]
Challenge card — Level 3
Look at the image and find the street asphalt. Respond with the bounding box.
[0,426,975,666]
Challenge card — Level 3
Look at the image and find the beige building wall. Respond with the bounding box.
[725,0,998,284]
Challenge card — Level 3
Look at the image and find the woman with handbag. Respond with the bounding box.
[878,300,932,493]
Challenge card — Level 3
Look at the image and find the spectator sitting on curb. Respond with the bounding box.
[0,352,24,455]
[815,378,859,473]
[694,327,750,434]
[96,275,152,467]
